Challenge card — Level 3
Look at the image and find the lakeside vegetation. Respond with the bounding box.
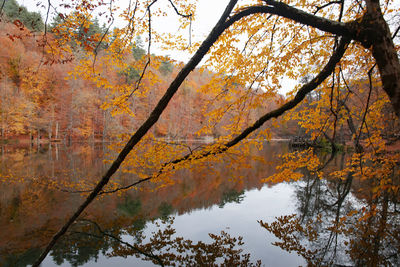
[0,0,399,266]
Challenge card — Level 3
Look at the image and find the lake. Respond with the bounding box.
[0,142,398,266]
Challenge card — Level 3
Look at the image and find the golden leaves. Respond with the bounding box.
[42,0,400,199]
[263,148,322,183]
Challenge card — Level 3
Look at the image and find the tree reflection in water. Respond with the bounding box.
[0,143,273,267]
[49,217,261,267]
[3,143,399,266]
[260,153,400,266]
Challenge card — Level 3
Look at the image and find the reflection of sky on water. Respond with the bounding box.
[9,143,395,266]
[169,183,304,267]
[42,183,304,267]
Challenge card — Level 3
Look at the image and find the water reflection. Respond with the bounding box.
[1,143,398,266]
[0,142,289,266]
[49,217,262,267]
[261,152,400,266]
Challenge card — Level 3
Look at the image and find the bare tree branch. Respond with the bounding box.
[0,0,5,17]
[314,1,342,14]
[167,0,192,18]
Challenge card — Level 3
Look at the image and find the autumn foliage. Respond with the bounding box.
[0,0,399,266]
[0,21,286,143]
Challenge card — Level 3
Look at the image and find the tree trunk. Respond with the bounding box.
[365,0,400,117]
[37,129,40,146]
[102,110,107,142]
[92,120,95,143]
[55,121,59,139]
[49,105,54,141]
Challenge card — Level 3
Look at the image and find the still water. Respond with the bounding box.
[0,142,398,266]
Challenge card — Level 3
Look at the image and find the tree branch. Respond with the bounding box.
[32,1,239,265]
[0,0,5,17]
[314,1,342,14]
[224,38,350,148]
[227,1,354,38]
[100,37,350,195]
[167,0,192,18]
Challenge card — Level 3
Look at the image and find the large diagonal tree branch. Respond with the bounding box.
[32,7,352,262]
[33,0,388,263]
[225,41,350,147]
[100,37,350,195]
[32,0,239,265]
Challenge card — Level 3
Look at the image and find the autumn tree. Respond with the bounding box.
[6,0,397,265]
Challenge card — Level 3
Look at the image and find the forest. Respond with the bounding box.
[0,0,290,144]
[0,0,399,266]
